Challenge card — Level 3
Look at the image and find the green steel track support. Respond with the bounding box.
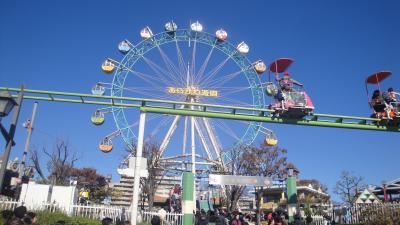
[1,87,399,132]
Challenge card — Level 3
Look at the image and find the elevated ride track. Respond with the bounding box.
[1,87,398,132]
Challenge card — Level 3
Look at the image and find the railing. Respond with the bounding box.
[329,203,400,224]
[71,204,126,222]
[140,211,183,225]
[0,200,184,224]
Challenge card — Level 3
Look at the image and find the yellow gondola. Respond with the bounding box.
[259,126,278,146]
[101,59,115,74]
[264,136,278,146]
[99,138,113,153]
[91,110,105,125]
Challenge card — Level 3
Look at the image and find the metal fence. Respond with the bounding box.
[329,203,400,224]
[140,211,183,225]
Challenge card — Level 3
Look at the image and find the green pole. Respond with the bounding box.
[182,172,194,225]
[286,169,298,223]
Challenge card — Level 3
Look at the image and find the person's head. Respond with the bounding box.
[388,87,394,92]
[13,206,27,219]
[9,218,24,225]
[151,216,161,225]
[22,216,32,225]
[123,221,131,225]
[284,72,290,77]
[101,217,113,225]
[26,212,37,224]
[372,90,381,98]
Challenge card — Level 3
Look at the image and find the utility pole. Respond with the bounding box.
[19,102,38,178]
[0,87,24,191]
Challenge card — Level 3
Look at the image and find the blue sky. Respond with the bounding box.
[1,0,400,201]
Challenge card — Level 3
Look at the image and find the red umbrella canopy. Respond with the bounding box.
[269,58,294,73]
[365,71,392,84]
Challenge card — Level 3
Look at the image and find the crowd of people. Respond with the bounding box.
[190,209,314,225]
[1,206,37,225]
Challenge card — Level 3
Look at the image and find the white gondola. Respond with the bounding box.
[140,26,153,40]
[165,21,178,32]
[237,42,249,55]
[253,60,266,74]
[215,29,228,41]
[101,59,116,74]
[118,40,132,54]
[91,83,105,96]
[190,21,203,32]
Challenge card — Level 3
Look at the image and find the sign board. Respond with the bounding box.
[117,168,148,178]
[118,157,148,178]
[209,174,272,187]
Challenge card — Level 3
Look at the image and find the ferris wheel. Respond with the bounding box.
[91,21,277,173]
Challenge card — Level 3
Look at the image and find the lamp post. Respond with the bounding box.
[0,88,24,192]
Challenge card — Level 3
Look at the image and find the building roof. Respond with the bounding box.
[371,178,400,195]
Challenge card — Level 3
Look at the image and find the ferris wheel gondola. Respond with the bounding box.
[258,126,278,146]
[253,60,266,75]
[165,21,178,33]
[118,40,133,54]
[91,110,105,125]
[91,83,105,96]
[99,138,113,153]
[237,42,249,55]
[140,26,154,40]
[101,59,116,74]
[215,29,228,41]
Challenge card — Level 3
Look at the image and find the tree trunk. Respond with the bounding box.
[255,187,263,225]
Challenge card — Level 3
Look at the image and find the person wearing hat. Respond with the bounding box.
[278,72,303,92]
[386,87,399,103]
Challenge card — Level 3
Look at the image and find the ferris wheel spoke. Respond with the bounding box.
[159,115,182,156]
[201,118,223,165]
[194,41,216,85]
[204,70,243,88]
[123,87,179,101]
[156,45,185,86]
[126,67,176,88]
[145,116,174,143]
[215,86,250,97]
[198,56,230,86]
[193,118,213,160]
[142,56,182,86]
[206,96,250,108]
[212,119,240,141]
[175,40,188,82]
[190,39,198,85]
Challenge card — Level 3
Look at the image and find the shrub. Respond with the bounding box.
[0,211,102,225]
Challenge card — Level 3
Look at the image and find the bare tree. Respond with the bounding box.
[221,145,247,212]
[241,143,288,225]
[334,170,365,206]
[30,139,79,185]
[126,141,165,210]
[220,143,288,222]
